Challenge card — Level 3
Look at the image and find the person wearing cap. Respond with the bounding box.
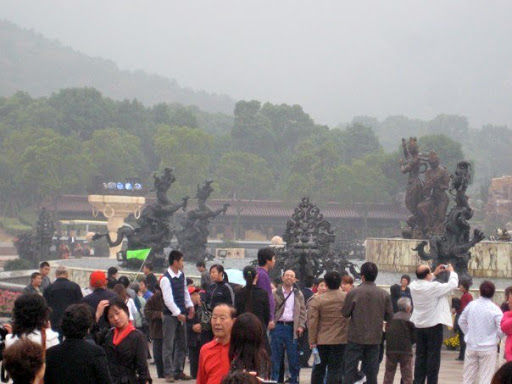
[81,270,117,329]
[187,286,202,379]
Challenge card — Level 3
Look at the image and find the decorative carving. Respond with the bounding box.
[414,161,485,281]
[272,197,360,279]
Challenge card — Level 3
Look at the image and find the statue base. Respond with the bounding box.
[366,238,512,278]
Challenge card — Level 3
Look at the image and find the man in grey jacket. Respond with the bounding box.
[342,262,393,384]
[270,270,306,384]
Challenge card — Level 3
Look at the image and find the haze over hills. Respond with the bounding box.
[0,20,235,114]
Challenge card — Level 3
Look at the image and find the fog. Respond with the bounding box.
[2,0,512,128]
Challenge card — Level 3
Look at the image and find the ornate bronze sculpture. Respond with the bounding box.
[414,161,485,281]
[271,197,360,279]
[176,180,229,263]
[93,168,189,268]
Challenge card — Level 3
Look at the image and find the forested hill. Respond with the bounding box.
[0,20,235,114]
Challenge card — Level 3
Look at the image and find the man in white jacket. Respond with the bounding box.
[410,263,458,384]
[458,281,503,384]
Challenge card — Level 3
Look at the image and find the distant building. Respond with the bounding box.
[42,195,408,241]
[486,176,512,228]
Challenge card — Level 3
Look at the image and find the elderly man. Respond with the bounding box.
[459,281,503,384]
[271,270,306,384]
[308,271,347,384]
[410,263,458,384]
[196,304,236,384]
[44,265,83,340]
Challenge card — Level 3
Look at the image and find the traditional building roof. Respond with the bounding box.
[42,195,408,222]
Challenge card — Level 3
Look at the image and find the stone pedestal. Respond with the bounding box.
[366,238,512,278]
[88,195,145,259]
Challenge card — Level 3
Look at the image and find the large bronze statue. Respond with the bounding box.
[176,180,229,263]
[417,152,450,235]
[414,161,485,281]
[93,168,189,268]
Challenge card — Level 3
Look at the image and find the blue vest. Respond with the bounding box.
[163,271,186,315]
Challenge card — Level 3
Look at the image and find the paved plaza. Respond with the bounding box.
[150,349,470,383]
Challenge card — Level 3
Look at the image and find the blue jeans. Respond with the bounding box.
[271,323,300,384]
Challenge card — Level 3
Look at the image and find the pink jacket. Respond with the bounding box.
[501,311,512,361]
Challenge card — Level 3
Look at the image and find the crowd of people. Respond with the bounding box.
[3,250,512,384]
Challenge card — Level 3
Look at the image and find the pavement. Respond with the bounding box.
[148,349,470,383]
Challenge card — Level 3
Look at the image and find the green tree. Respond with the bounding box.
[216,152,273,200]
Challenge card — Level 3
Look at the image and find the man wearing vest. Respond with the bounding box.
[160,250,195,382]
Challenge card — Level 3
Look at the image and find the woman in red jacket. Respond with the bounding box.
[501,287,512,361]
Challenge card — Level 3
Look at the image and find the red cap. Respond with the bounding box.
[90,270,106,288]
[188,286,200,295]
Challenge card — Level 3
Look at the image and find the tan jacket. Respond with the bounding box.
[273,285,306,339]
[308,289,348,346]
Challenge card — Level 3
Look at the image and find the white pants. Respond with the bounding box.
[463,348,497,384]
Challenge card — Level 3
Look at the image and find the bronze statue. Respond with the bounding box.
[400,137,427,238]
[414,160,485,281]
[417,152,450,235]
[176,180,229,263]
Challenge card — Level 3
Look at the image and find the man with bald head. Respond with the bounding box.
[410,263,458,384]
[271,270,306,384]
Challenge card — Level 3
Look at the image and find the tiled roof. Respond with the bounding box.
[43,195,408,221]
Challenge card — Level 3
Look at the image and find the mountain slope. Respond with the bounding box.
[0,20,235,114]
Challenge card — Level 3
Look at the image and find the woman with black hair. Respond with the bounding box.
[229,312,271,380]
[5,293,60,350]
[94,298,151,384]
[235,266,270,330]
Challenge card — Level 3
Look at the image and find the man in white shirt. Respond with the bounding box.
[160,250,195,382]
[410,263,458,384]
[459,280,503,384]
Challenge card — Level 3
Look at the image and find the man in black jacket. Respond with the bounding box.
[44,265,83,340]
[82,270,117,330]
[45,303,113,384]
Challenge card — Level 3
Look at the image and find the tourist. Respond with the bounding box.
[44,304,113,383]
[256,247,276,330]
[342,261,393,384]
[458,278,474,361]
[143,262,158,293]
[299,274,315,368]
[81,270,118,330]
[58,243,70,259]
[113,283,137,321]
[160,250,195,382]
[5,293,60,349]
[409,263,458,384]
[3,339,45,384]
[459,281,503,384]
[390,274,413,313]
[229,312,270,379]
[107,266,119,289]
[196,261,212,290]
[383,297,416,384]
[492,361,512,384]
[316,278,328,295]
[187,286,203,379]
[197,304,236,384]
[131,282,148,338]
[94,298,152,384]
[43,265,83,340]
[270,270,306,384]
[501,286,512,313]
[144,284,165,379]
[139,278,153,300]
[341,275,354,293]
[23,272,43,295]
[39,261,51,291]
[235,265,270,330]
[308,271,348,384]
[118,275,136,299]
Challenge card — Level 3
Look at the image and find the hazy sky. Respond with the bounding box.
[2,0,512,128]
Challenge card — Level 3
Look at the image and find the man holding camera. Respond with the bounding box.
[410,263,458,384]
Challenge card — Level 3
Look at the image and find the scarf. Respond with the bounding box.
[112,322,136,346]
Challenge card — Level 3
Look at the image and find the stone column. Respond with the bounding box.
[88,195,145,259]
